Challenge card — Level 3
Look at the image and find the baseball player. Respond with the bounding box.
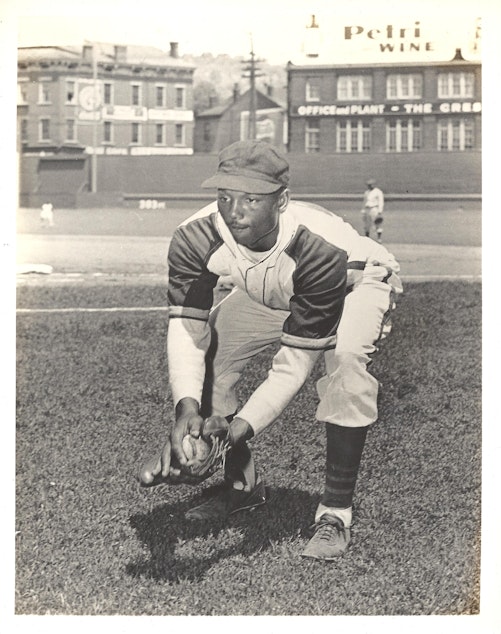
[361,178,384,242]
[142,141,402,560]
[40,202,54,227]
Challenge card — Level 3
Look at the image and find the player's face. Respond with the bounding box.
[217,188,288,251]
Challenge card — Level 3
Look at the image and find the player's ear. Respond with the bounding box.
[277,188,290,213]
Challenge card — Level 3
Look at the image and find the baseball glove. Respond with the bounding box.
[181,432,230,479]
[374,214,384,226]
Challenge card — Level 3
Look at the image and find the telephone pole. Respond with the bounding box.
[91,43,98,193]
[241,34,264,140]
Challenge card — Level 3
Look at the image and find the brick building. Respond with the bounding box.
[17,42,195,157]
[287,16,482,155]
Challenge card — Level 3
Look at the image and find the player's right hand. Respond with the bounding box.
[169,399,204,470]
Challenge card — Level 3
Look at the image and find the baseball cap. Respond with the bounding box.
[201,140,289,194]
[366,178,376,185]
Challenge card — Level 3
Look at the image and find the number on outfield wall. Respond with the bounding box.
[139,199,166,210]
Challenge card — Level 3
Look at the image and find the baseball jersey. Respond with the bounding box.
[166,199,400,432]
[363,187,384,213]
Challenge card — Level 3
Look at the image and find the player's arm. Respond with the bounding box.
[163,224,220,471]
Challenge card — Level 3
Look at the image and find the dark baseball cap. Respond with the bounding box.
[201,140,289,194]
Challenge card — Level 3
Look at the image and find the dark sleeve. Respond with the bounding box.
[282,226,347,350]
[167,216,222,320]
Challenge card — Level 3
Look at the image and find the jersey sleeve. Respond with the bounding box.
[167,218,221,320]
[167,217,222,406]
[282,227,347,351]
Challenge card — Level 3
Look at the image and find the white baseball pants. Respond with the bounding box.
[205,271,399,430]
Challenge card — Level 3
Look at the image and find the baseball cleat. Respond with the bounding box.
[185,480,266,521]
[301,515,351,560]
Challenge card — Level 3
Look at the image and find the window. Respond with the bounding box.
[437,72,474,98]
[306,79,321,102]
[155,123,165,145]
[337,76,372,100]
[38,82,51,104]
[175,123,185,145]
[131,122,141,144]
[203,122,211,142]
[305,118,320,153]
[39,118,50,141]
[386,74,423,99]
[131,84,142,106]
[18,82,28,104]
[437,118,474,151]
[104,121,113,143]
[103,82,113,105]
[155,85,166,108]
[20,118,28,142]
[337,120,371,152]
[66,80,76,104]
[175,85,186,108]
[66,118,76,141]
[386,119,422,152]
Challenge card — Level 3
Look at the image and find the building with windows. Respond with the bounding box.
[287,16,481,155]
[287,52,481,154]
[194,86,286,153]
[17,42,195,157]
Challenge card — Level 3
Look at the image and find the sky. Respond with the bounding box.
[4,0,493,64]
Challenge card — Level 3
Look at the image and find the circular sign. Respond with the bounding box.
[79,85,101,111]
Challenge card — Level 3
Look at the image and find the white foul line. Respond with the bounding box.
[16,306,169,314]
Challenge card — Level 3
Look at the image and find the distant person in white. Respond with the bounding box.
[361,179,384,243]
[40,202,54,227]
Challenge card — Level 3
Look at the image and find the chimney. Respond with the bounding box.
[82,45,93,61]
[170,42,179,58]
[304,14,321,57]
[451,47,465,61]
[233,83,240,102]
[114,45,127,63]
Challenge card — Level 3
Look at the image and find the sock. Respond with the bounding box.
[225,442,257,491]
[322,423,368,510]
[315,503,352,527]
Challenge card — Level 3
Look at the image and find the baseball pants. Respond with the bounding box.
[203,269,400,430]
[362,207,382,236]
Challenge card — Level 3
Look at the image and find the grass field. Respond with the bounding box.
[15,280,482,617]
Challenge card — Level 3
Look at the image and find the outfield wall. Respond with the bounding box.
[19,150,481,208]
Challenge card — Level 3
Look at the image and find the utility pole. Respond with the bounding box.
[241,34,264,140]
[91,43,98,193]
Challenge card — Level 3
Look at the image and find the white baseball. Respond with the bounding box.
[182,435,210,461]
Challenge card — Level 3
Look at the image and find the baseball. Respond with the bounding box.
[182,434,211,462]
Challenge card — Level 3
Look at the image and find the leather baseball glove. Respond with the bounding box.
[138,416,231,486]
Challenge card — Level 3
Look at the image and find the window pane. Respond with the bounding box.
[132,122,140,143]
[175,123,184,144]
[176,87,184,108]
[104,84,112,105]
[412,121,422,150]
[104,121,112,143]
[464,120,474,148]
[337,78,347,100]
[156,86,164,107]
[156,124,164,144]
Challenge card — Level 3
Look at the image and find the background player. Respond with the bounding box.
[361,178,384,242]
